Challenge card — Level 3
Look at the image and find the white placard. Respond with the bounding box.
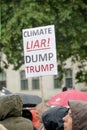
[22,25,58,78]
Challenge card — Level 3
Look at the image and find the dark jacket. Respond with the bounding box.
[42,106,68,130]
[69,100,87,130]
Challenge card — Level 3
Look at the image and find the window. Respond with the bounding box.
[54,74,61,88]
[0,71,6,90]
[32,77,39,90]
[20,70,28,90]
[65,69,73,88]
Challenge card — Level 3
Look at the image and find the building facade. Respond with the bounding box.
[0,57,87,100]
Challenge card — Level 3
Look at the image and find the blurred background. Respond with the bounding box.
[0,0,87,100]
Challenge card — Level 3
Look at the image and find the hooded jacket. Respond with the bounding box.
[69,100,87,130]
[0,117,34,130]
[42,106,68,130]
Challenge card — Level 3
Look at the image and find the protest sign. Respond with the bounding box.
[22,25,57,78]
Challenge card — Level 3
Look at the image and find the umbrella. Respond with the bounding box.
[1,87,12,95]
[17,93,42,107]
[48,89,87,107]
[1,87,42,107]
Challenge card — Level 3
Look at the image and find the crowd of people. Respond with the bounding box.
[0,90,87,130]
[36,100,87,130]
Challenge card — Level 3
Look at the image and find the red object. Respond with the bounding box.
[48,90,87,107]
[30,109,42,130]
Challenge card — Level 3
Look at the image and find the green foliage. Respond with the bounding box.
[1,0,87,83]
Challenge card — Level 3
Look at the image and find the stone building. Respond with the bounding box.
[0,55,87,100]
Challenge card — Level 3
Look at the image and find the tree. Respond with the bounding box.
[1,0,87,83]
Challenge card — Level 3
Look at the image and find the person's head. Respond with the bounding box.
[42,106,68,130]
[0,124,8,130]
[36,102,50,123]
[63,100,87,130]
[36,103,44,123]
[63,109,72,130]
[22,108,33,121]
[62,87,67,92]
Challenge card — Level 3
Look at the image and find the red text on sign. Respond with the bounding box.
[26,64,54,73]
[26,38,50,51]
